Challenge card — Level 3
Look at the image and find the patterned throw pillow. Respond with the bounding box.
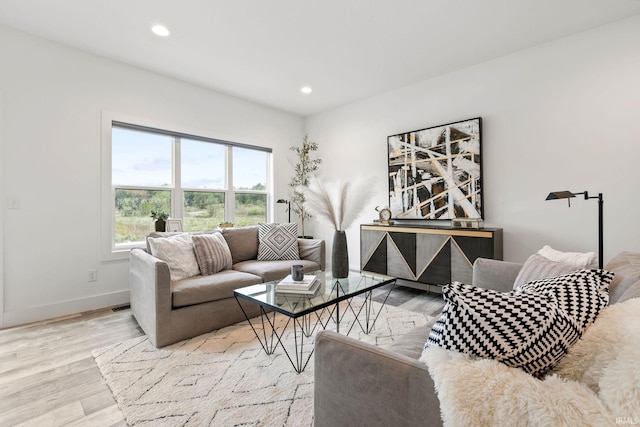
[192,233,233,275]
[147,233,201,281]
[426,269,613,377]
[257,223,300,261]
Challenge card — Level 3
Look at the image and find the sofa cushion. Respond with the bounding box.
[148,233,200,281]
[604,251,640,304]
[617,281,640,303]
[512,253,581,289]
[221,226,259,264]
[426,269,613,377]
[234,259,319,283]
[192,232,233,275]
[257,223,300,261]
[298,238,325,269]
[472,258,522,293]
[171,269,262,308]
[390,322,436,360]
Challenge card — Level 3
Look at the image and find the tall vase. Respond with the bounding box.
[332,230,349,278]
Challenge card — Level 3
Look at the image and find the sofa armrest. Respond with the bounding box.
[472,257,523,293]
[298,238,325,270]
[314,330,442,427]
[129,248,172,347]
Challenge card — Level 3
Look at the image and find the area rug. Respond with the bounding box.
[93,301,430,426]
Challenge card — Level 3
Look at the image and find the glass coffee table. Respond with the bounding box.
[234,270,396,373]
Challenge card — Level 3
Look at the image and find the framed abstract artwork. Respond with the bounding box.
[387,117,483,220]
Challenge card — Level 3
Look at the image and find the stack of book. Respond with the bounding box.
[275,274,320,294]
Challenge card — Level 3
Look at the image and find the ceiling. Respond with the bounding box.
[2,1,640,117]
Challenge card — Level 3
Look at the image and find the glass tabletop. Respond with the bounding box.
[234,270,395,318]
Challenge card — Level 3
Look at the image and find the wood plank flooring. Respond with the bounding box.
[0,285,443,426]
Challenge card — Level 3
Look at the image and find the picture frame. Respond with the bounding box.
[166,219,183,232]
[387,117,483,220]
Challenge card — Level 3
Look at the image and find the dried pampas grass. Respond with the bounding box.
[302,177,376,231]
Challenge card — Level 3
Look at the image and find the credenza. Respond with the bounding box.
[360,224,503,291]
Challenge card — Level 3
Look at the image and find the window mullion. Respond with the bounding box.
[226,146,234,223]
[173,137,183,221]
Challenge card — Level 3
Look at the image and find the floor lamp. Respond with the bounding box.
[276,199,291,223]
[545,190,604,268]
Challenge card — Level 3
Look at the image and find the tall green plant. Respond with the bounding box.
[289,134,321,237]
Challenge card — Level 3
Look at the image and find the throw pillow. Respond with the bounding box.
[425,269,613,377]
[148,233,201,281]
[192,233,233,275]
[537,245,598,268]
[257,223,300,261]
[512,253,583,289]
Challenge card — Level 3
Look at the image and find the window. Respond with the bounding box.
[233,147,269,226]
[104,118,271,256]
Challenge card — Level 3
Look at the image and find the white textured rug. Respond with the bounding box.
[93,301,430,426]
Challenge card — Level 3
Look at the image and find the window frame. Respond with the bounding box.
[101,112,272,261]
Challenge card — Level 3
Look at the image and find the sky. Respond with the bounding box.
[112,127,268,190]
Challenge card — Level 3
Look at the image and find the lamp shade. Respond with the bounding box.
[545,191,575,200]
[544,189,604,269]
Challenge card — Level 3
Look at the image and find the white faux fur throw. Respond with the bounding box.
[421,298,640,427]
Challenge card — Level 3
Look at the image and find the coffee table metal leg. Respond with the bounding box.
[345,280,397,335]
[235,297,283,355]
[234,296,321,373]
[234,278,396,373]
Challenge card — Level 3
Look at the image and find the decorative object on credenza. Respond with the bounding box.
[303,177,375,278]
[276,199,291,223]
[288,133,322,238]
[374,206,394,225]
[150,210,169,231]
[452,218,484,229]
[388,117,482,220]
[545,190,604,268]
[166,219,183,232]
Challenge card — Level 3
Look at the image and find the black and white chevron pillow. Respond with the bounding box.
[257,223,300,261]
[426,269,613,377]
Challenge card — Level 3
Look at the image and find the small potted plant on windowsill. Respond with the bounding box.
[151,210,169,232]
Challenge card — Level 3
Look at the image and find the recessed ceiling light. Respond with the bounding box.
[151,24,171,37]
[300,86,313,94]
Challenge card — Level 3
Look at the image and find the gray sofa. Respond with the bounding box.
[130,225,325,347]
[314,251,640,427]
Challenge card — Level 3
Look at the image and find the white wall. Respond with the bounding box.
[3,14,639,327]
[0,25,303,327]
[305,14,640,267]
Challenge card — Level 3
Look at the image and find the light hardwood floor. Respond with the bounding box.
[0,285,443,426]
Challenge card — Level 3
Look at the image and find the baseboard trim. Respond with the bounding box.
[2,290,130,329]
